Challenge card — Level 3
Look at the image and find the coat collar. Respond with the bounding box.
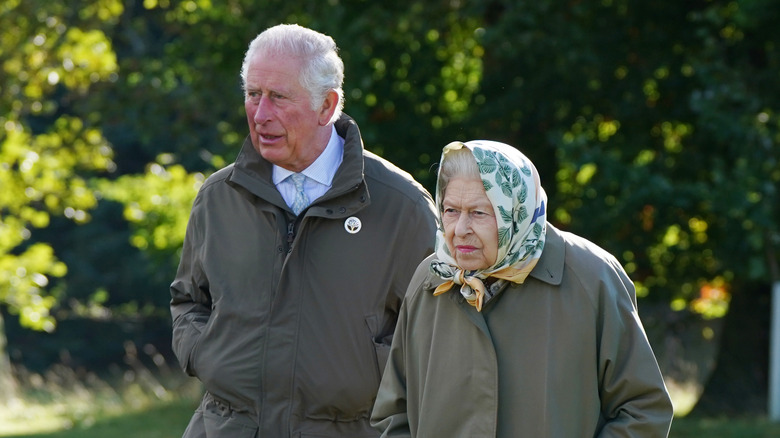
[528,223,564,286]
[227,114,370,218]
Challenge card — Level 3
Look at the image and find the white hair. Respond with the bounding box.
[437,146,481,202]
[240,24,345,124]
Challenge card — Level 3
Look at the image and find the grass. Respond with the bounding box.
[2,348,780,438]
[0,342,202,438]
[3,399,780,438]
[0,399,197,438]
[4,396,780,438]
[670,416,780,437]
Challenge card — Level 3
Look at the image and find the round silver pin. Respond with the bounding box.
[344,216,362,234]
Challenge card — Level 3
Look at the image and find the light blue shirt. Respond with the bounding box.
[273,125,345,209]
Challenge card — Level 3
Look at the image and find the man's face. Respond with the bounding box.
[244,51,330,172]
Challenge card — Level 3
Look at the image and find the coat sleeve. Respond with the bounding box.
[375,191,437,367]
[170,193,212,377]
[596,259,674,437]
[371,295,412,438]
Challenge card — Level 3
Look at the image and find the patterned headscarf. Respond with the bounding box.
[430,140,547,311]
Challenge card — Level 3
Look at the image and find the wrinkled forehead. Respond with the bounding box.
[245,53,304,86]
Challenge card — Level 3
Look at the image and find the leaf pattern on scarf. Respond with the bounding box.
[431,140,548,311]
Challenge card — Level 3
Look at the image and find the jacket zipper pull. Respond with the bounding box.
[287,222,295,252]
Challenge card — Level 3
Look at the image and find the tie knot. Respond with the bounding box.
[291,173,306,190]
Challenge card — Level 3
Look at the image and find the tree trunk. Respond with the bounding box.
[689,280,770,416]
[0,310,18,405]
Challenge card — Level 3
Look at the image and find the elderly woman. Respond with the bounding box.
[370,140,674,437]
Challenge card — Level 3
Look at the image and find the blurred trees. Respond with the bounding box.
[1,0,122,399]
[1,0,778,413]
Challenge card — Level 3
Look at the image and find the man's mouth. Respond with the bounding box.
[258,132,282,142]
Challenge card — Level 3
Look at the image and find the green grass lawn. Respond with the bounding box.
[0,360,202,438]
[0,398,197,438]
[2,401,780,438]
[669,416,780,438]
[2,362,780,438]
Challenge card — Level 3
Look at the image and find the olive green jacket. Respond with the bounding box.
[371,224,673,438]
[170,114,437,438]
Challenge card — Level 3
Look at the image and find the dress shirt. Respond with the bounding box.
[273,125,344,209]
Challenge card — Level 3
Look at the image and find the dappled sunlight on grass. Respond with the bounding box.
[0,342,202,437]
[0,399,199,438]
[3,339,780,438]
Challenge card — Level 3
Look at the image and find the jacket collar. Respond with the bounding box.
[528,223,564,286]
[228,114,370,218]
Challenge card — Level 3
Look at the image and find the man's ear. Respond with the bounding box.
[318,90,339,126]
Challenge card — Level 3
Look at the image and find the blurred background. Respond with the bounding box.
[1,0,779,436]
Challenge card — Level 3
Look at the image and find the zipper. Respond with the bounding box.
[286,221,296,253]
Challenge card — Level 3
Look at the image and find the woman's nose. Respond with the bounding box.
[454,213,471,236]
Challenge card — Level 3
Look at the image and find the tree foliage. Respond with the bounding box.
[1,0,121,330]
[1,0,779,410]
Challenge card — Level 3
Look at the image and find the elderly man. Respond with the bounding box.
[170,24,437,438]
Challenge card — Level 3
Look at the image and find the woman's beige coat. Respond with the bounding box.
[371,223,673,438]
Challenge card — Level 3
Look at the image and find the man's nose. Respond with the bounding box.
[253,97,271,123]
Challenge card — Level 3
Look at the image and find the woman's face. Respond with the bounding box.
[441,176,499,271]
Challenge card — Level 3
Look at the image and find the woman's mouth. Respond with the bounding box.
[456,245,478,254]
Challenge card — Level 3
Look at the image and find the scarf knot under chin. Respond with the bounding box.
[430,260,539,312]
[431,262,488,310]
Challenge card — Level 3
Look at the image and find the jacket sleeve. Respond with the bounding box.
[371,296,412,438]
[596,259,674,437]
[376,191,437,361]
[170,193,212,377]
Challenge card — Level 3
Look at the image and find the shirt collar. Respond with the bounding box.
[272,125,344,185]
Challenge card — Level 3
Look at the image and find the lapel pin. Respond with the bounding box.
[344,216,362,234]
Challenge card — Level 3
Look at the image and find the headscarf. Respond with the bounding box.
[430,140,547,311]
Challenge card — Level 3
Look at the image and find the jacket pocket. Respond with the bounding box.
[373,341,390,377]
[172,313,208,376]
[364,315,390,384]
[202,395,258,438]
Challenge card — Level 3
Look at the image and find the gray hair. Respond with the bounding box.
[240,24,345,124]
[437,146,481,202]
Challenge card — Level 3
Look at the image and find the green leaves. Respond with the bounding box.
[97,157,203,252]
[1,0,120,330]
[1,0,778,334]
